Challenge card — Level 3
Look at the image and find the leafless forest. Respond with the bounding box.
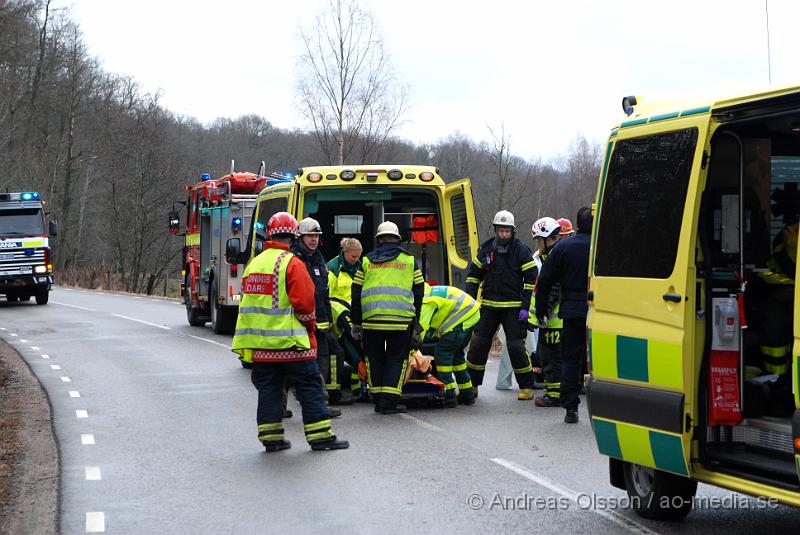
[0,0,600,294]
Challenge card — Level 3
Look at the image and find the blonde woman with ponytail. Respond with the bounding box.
[327,237,363,302]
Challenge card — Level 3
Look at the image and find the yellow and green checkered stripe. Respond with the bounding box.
[592,417,688,476]
[589,330,683,389]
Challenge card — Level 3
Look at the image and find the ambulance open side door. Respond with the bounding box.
[443,178,479,289]
[588,114,711,479]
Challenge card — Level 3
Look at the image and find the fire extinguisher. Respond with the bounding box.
[708,296,742,426]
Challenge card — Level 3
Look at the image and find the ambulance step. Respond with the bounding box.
[706,444,798,486]
[734,417,794,454]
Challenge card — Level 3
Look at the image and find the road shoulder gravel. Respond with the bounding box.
[0,339,58,535]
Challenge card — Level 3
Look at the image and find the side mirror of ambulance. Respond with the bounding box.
[168,210,180,235]
[48,219,59,237]
[226,238,241,264]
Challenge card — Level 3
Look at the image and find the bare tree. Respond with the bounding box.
[296,0,406,164]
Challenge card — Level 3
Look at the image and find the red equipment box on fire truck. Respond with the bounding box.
[169,162,269,334]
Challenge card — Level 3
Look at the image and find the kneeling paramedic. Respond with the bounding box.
[420,285,480,407]
[351,221,425,414]
[232,212,349,451]
[465,210,538,400]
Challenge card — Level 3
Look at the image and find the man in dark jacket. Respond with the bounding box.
[465,210,538,401]
[535,206,592,424]
[292,218,346,407]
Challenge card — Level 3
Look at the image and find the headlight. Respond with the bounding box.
[34,265,47,274]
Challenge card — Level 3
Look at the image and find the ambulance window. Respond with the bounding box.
[595,128,698,278]
[256,197,288,232]
[449,191,471,260]
[335,215,363,235]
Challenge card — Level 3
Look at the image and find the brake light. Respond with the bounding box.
[230,263,238,278]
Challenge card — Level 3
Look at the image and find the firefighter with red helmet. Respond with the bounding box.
[557,217,574,238]
[528,217,564,407]
[232,212,348,452]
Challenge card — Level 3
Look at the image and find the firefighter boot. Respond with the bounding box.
[535,395,559,407]
[457,389,476,405]
[263,440,291,452]
[444,390,457,408]
[310,437,350,451]
[472,386,479,398]
[329,407,342,419]
[564,410,579,424]
[517,388,535,400]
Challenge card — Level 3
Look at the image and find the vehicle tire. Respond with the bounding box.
[210,286,225,334]
[240,360,253,369]
[622,462,697,520]
[6,292,18,302]
[34,288,49,305]
[185,275,206,327]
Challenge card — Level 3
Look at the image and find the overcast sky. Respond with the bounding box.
[57,0,799,161]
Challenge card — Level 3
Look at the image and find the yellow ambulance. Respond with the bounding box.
[226,165,478,290]
[587,84,800,519]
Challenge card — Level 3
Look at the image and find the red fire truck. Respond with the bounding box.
[170,163,268,334]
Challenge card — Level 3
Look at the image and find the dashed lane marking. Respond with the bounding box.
[491,458,659,535]
[399,413,443,432]
[61,376,72,382]
[85,467,101,481]
[0,327,5,330]
[81,434,95,445]
[30,346,40,350]
[187,334,230,348]
[69,391,81,398]
[111,314,171,330]
[19,339,28,342]
[76,410,88,418]
[85,512,105,532]
[9,333,17,336]
[51,301,96,312]
[50,364,61,370]
[41,354,50,359]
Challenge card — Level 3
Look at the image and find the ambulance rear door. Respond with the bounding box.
[443,178,479,289]
[588,111,712,478]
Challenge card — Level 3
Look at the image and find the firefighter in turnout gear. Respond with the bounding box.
[465,210,538,400]
[291,218,345,404]
[420,285,481,407]
[529,217,564,407]
[232,212,348,451]
[351,221,425,414]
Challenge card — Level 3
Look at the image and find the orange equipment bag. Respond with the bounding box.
[411,215,439,244]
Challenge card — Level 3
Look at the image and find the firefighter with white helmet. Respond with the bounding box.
[232,212,348,451]
[351,221,425,414]
[529,217,564,407]
[291,218,349,405]
[465,210,538,401]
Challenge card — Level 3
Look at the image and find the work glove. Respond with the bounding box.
[351,324,363,341]
[537,314,547,328]
[409,321,424,351]
[518,309,529,323]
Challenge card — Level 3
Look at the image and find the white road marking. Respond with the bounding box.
[30,346,40,350]
[60,376,72,382]
[165,388,240,396]
[9,333,17,336]
[131,296,141,299]
[187,334,230,348]
[399,413,443,432]
[76,410,88,418]
[81,434,95,445]
[97,292,105,294]
[51,301,96,312]
[41,354,50,359]
[85,511,105,532]
[85,467,101,480]
[491,458,659,535]
[0,327,5,330]
[111,314,171,330]
[63,288,72,291]
[69,391,81,398]
[19,339,28,343]
[50,364,61,370]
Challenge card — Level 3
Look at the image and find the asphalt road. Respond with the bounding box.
[1,287,799,534]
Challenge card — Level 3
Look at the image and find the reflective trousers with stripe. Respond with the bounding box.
[251,360,335,444]
[315,330,343,391]
[538,327,562,400]
[363,327,411,410]
[758,293,793,376]
[433,324,474,395]
[466,306,534,389]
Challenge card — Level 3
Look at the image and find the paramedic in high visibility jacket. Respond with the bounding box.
[465,210,538,400]
[232,212,348,452]
[351,221,425,414]
[529,217,564,408]
[328,237,363,302]
[292,218,344,404]
[535,207,591,424]
[420,285,480,407]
